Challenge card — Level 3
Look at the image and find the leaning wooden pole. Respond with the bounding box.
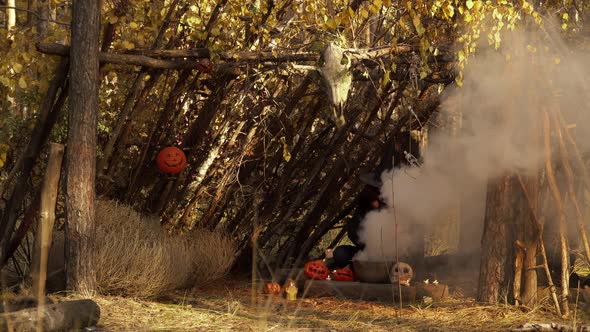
[543,110,569,317]
[31,143,64,332]
[556,109,590,191]
[516,173,561,316]
[552,112,590,263]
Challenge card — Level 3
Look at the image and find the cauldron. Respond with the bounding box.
[352,260,396,283]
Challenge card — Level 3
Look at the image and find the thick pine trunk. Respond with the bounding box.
[478,174,517,304]
[65,0,100,294]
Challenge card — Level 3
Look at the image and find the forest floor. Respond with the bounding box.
[60,279,590,331]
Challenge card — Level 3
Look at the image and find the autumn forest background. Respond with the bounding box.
[1,0,590,330]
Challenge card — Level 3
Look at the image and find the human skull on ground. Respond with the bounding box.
[390,262,413,286]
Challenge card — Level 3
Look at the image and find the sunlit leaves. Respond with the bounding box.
[0,144,9,169]
[455,72,463,87]
[280,137,291,162]
[412,14,426,36]
[360,8,369,19]
[17,77,27,89]
[443,4,454,19]
[457,50,465,62]
[11,63,23,74]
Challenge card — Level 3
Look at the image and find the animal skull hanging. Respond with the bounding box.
[390,262,414,286]
[318,42,352,127]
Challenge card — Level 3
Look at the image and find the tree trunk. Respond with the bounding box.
[6,0,16,35]
[478,174,517,304]
[36,0,49,40]
[65,0,100,294]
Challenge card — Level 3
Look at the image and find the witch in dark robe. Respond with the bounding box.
[331,179,386,268]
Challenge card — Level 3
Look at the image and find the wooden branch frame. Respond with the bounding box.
[516,173,562,316]
[36,42,425,71]
[36,42,208,70]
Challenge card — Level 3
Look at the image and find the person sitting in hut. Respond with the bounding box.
[329,136,420,268]
[327,136,421,271]
[330,172,387,269]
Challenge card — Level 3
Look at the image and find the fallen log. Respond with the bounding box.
[512,322,590,331]
[0,296,54,313]
[0,299,100,332]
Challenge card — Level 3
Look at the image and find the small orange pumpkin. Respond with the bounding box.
[333,266,355,282]
[304,260,330,280]
[264,282,281,295]
[156,146,187,174]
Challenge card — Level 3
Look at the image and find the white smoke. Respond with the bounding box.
[354,26,590,262]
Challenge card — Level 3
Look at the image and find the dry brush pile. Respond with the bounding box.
[94,199,236,298]
[2,199,235,298]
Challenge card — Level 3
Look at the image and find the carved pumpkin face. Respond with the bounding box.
[390,262,413,286]
[333,265,355,282]
[264,282,281,295]
[304,260,330,280]
[156,146,187,174]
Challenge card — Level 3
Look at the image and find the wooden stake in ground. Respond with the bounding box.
[66,0,100,294]
[30,143,64,332]
[513,241,524,305]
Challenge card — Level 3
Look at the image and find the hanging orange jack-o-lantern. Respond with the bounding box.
[332,265,355,282]
[303,260,330,280]
[156,146,187,174]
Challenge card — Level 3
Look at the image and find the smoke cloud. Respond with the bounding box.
[354,26,590,262]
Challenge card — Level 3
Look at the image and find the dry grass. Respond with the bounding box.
[94,199,236,298]
[62,278,590,332]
